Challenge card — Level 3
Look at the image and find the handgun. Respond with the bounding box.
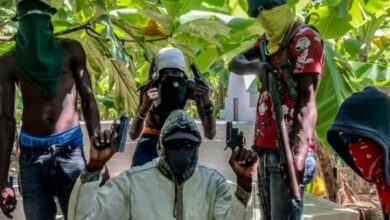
[114,116,130,152]
[190,63,204,85]
[190,63,209,104]
[225,122,246,151]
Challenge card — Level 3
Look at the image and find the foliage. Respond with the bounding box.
[0,0,253,118]
[0,0,389,149]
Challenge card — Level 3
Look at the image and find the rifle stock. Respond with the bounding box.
[268,71,301,202]
[279,117,301,202]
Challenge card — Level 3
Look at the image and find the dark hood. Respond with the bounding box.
[157,109,202,183]
[327,86,390,186]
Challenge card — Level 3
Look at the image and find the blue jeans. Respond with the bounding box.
[131,134,159,167]
[256,148,316,220]
[18,145,85,220]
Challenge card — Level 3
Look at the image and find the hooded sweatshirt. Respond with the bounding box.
[327,86,390,186]
[68,110,253,220]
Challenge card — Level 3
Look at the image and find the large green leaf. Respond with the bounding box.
[316,42,390,147]
[110,8,148,27]
[349,61,390,86]
[96,15,131,66]
[316,42,355,147]
[311,0,366,39]
[109,15,155,62]
[362,0,390,17]
[342,38,364,57]
[177,18,231,49]
[70,34,139,116]
[0,42,14,56]
[160,0,202,20]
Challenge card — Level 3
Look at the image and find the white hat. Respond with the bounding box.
[154,48,186,74]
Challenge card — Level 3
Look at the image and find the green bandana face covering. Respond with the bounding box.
[15,0,64,100]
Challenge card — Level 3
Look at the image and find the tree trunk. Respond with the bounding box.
[315,140,383,219]
[316,143,339,202]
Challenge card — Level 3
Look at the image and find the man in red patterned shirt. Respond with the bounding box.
[229,0,324,219]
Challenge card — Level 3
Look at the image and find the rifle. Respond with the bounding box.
[256,162,270,220]
[267,71,301,202]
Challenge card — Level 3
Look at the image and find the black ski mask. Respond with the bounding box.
[163,132,200,180]
[153,75,187,122]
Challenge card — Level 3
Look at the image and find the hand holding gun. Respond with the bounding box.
[93,116,129,153]
[189,64,211,108]
[225,122,258,194]
[0,176,17,219]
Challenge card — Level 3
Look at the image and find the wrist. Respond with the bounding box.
[86,161,105,172]
[138,110,147,120]
[200,95,210,107]
[201,103,214,116]
[237,177,252,192]
[138,106,149,118]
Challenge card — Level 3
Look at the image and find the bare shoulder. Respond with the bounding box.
[0,50,17,79]
[59,38,84,50]
[58,38,86,64]
[0,50,16,64]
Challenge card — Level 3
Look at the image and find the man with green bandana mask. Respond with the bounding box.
[0,0,101,219]
[68,110,257,220]
[229,0,324,219]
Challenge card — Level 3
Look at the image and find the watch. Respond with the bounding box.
[202,103,214,116]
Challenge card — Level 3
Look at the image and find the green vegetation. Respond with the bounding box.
[0,0,389,149]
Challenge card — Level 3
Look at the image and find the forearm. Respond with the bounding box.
[293,101,317,157]
[201,115,216,139]
[82,99,100,138]
[68,171,102,219]
[229,55,261,76]
[0,118,16,188]
[228,184,253,220]
[235,184,252,205]
[68,171,129,220]
[196,99,216,139]
[129,111,145,140]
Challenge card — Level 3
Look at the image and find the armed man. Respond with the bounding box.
[129,47,216,167]
[68,110,257,220]
[0,0,101,219]
[229,0,324,219]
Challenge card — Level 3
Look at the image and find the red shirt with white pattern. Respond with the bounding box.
[253,22,324,150]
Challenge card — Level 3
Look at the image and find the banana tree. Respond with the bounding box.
[0,0,253,117]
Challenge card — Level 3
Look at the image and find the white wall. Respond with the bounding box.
[220,72,259,122]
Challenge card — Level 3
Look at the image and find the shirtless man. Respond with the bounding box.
[0,0,100,219]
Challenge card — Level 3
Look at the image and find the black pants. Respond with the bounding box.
[131,134,159,167]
